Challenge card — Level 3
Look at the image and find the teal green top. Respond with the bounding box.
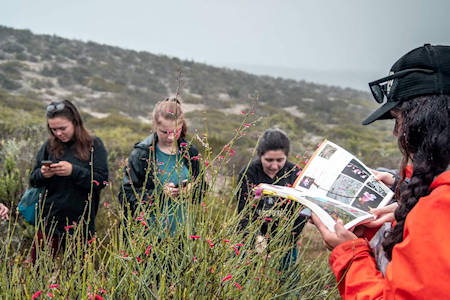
[151,144,190,236]
[155,144,189,187]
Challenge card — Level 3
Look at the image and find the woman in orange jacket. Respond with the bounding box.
[312,44,450,299]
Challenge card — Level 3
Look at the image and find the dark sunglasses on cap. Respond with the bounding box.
[46,102,65,113]
[369,68,434,104]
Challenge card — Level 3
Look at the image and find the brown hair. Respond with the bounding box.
[152,97,187,138]
[46,99,93,161]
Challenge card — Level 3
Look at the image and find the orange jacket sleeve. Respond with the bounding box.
[329,171,450,300]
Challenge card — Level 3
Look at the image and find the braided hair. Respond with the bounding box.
[382,94,450,260]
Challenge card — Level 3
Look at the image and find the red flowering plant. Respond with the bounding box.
[0,87,337,299]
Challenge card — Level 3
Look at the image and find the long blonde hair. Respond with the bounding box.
[152,97,187,138]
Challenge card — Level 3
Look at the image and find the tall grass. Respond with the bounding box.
[0,114,339,299]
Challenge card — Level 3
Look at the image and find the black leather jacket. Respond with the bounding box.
[118,133,204,216]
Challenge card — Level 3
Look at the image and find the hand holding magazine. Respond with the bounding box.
[257,140,393,232]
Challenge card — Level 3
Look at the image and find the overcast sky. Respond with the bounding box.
[2,0,450,90]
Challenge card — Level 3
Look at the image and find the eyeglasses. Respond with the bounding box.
[158,126,182,136]
[46,102,65,113]
[369,68,434,104]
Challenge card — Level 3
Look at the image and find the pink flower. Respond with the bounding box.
[136,216,143,221]
[103,201,109,208]
[222,273,232,282]
[244,123,251,127]
[180,142,188,147]
[103,180,109,186]
[88,237,96,244]
[223,239,230,243]
[92,180,100,186]
[190,235,200,240]
[64,225,74,231]
[233,282,242,290]
[264,217,273,222]
[232,246,240,256]
[204,160,209,167]
[218,155,225,159]
[254,188,262,199]
[229,149,235,156]
[141,221,148,227]
[47,292,54,298]
[98,288,107,294]
[235,243,244,247]
[49,284,59,289]
[145,245,152,256]
[159,162,164,165]
[192,156,200,160]
[32,290,42,299]
[241,110,246,114]
[136,257,142,263]
[193,256,197,262]
[206,240,214,248]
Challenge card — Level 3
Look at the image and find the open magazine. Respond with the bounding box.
[257,140,394,232]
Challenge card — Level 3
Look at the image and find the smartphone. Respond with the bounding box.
[175,180,188,188]
[41,160,53,167]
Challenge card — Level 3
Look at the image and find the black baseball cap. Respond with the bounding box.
[362,44,450,125]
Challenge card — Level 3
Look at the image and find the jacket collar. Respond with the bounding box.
[134,132,188,153]
[430,170,450,191]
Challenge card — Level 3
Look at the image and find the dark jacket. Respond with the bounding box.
[237,159,306,239]
[30,137,109,235]
[118,133,204,216]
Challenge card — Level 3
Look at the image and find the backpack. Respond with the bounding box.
[18,187,45,225]
[18,143,49,225]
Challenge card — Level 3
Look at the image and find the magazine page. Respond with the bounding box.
[293,140,393,213]
[258,183,374,231]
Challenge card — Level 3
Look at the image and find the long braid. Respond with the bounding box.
[383,95,450,260]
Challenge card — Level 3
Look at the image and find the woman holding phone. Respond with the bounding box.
[29,99,108,261]
[119,97,205,235]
